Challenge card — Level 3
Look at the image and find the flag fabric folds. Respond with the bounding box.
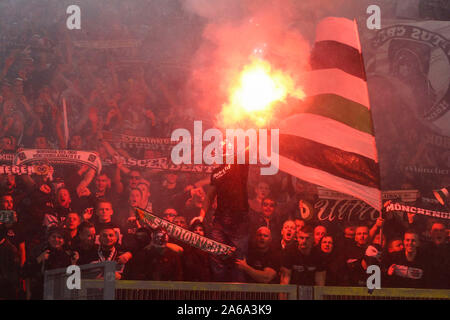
[277,17,382,210]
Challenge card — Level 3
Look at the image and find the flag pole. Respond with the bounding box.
[62,97,69,148]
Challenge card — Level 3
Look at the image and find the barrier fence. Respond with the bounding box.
[313,286,450,300]
[43,261,116,300]
[44,263,450,300]
[106,280,298,300]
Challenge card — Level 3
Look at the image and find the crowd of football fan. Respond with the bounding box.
[0,0,449,300]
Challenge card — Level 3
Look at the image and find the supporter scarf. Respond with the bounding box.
[393,265,424,280]
[13,149,102,173]
[0,164,46,175]
[103,157,215,173]
[98,247,117,262]
[384,200,450,220]
[135,207,233,257]
[101,131,176,152]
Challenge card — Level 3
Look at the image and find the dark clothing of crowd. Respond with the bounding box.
[0,0,449,300]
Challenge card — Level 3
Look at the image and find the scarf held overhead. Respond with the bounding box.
[13,149,102,173]
[135,207,233,257]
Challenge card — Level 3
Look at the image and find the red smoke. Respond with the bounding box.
[182,0,314,128]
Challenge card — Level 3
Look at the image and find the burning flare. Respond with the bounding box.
[220,57,304,127]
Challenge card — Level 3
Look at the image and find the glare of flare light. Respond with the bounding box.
[220,57,304,128]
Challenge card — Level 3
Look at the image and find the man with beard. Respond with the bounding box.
[87,227,128,280]
[236,227,280,284]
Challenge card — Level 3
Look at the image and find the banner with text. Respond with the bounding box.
[101,131,176,152]
[135,207,233,257]
[13,149,102,173]
[103,156,215,173]
[384,200,450,220]
[359,20,450,192]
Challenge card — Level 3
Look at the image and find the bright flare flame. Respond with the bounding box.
[235,67,284,112]
[220,58,304,127]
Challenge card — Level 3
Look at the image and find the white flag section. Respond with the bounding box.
[274,17,382,211]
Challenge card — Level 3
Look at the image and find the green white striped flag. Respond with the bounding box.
[276,17,382,210]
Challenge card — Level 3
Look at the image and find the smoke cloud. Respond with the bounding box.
[181,0,370,127]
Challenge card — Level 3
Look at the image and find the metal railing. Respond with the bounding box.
[313,286,450,300]
[44,262,116,300]
[44,264,450,300]
[82,279,298,300]
[77,280,449,300]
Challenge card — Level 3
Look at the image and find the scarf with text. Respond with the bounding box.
[384,200,449,220]
[13,149,102,173]
[135,207,233,257]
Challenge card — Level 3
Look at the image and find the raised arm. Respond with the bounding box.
[369,216,384,242]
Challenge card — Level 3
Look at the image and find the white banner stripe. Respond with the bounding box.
[315,17,361,52]
[304,69,370,109]
[275,155,382,211]
[280,113,378,162]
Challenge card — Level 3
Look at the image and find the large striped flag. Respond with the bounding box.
[276,17,382,210]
